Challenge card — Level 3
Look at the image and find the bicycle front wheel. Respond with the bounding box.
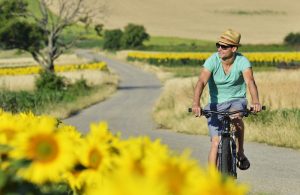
[218,136,232,175]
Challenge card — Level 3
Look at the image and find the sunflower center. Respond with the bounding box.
[88,148,102,169]
[28,134,59,163]
[2,128,15,140]
[161,163,186,195]
[133,159,144,175]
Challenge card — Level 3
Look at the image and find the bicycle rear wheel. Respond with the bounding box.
[218,136,232,175]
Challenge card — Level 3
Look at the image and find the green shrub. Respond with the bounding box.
[0,90,39,113]
[61,79,90,102]
[35,71,66,91]
[284,32,300,45]
[0,72,93,114]
[121,23,149,49]
[103,29,123,50]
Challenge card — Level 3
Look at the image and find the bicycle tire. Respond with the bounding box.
[219,136,232,175]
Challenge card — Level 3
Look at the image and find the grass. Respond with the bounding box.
[73,34,298,52]
[45,70,119,119]
[160,66,201,78]
[141,36,298,52]
[0,81,118,119]
[151,69,300,149]
[0,50,31,59]
[244,109,300,148]
[0,69,119,119]
[144,36,213,46]
[44,83,117,119]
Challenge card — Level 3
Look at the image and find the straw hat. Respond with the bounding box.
[218,29,241,46]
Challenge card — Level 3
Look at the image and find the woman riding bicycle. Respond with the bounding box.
[192,29,262,170]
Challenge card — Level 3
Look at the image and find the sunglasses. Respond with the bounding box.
[216,43,233,50]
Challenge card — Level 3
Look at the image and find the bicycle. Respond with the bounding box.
[188,106,266,178]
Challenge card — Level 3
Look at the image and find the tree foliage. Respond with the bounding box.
[0,0,45,53]
[121,23,150,49]
[0,0,27,19]
[102,23,150,51]
[0,0,105,72]
[103,29,123,50]
[284,32,300,46]
[0,20,45,52]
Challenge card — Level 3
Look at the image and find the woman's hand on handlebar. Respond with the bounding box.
[192,105,202,117]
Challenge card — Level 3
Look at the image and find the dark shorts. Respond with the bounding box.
[204,98,248,137]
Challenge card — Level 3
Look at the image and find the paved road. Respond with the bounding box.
[64,50,300,195]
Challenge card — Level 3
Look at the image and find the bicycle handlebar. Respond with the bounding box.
[188,106,266,117]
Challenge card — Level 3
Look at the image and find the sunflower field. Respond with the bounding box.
[0,110,248,195]
[0,62,108,76]
[127,51,300,67]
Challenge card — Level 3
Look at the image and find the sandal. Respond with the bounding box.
[237,154,250,170]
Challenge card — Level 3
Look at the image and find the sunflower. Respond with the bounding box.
[64,158,96,192]
[84,173,168,195]
[149,152,200,195]
[87,121,116,143]
[10,118,75,184]
[77,135,111,173]
[0,112,23,145]
[113,137,164,177]
[191,165,249,195]
[58,123,83,145]
[66,132,114,190]
[84,137,171,195]
[65,122,120,191]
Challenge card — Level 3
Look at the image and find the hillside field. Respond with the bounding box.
[71,0,300,44]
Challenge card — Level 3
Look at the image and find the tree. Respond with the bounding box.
[121,23,150,49]
[284,32,300,46]
[0,0,45,54]
[103,29,123,50]
[0,0,106,72]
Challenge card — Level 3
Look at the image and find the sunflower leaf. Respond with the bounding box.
[0,144,12,153]
[0,170,8,188]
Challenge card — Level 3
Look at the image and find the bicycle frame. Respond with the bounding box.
[202,109,245,178]
[188,106,265,178]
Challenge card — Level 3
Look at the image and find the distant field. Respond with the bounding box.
[60,0,300,44]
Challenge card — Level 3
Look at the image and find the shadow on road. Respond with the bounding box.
[118,85,161,90]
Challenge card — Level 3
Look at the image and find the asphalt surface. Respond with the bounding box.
[64,50,300,195]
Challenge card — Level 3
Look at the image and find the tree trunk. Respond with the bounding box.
[46,60,55,72]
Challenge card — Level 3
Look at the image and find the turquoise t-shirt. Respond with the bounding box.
[203,52,251,103]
